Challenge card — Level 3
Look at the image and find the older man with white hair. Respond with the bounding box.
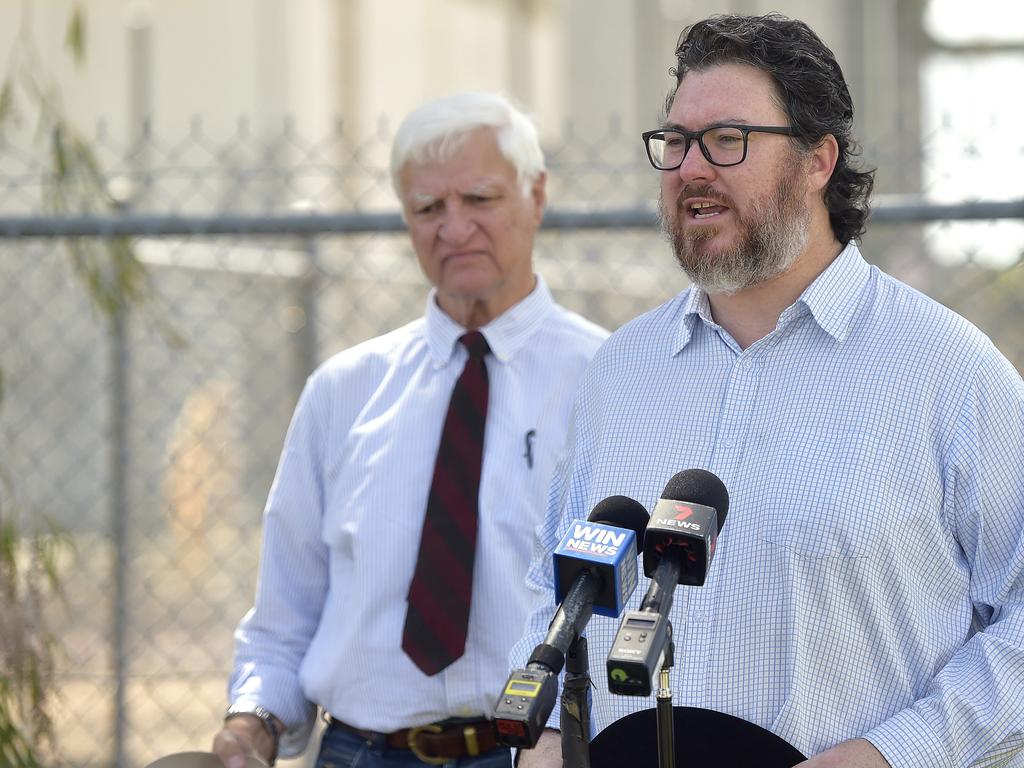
[210,92,608,768]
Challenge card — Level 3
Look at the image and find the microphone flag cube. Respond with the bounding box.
[642,498,719,586]
[553,520,637,617]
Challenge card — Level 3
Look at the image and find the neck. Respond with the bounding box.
[442,298,494,330]
[436,275,537,330]
[708,228,844,350]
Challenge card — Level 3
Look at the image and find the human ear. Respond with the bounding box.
[807,134,839,194]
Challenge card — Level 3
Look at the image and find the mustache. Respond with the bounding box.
[674,184,737,211]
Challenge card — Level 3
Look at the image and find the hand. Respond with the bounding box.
[795,738,890,767]
[516,729,562,768]
[211,714,275,768]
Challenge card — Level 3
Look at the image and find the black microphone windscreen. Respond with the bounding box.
[661,469,729,530]
[588,495,649,555]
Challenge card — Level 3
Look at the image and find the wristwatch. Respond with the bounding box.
[224,703,281,765]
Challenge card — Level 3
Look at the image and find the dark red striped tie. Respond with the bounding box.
[402,331,491,675]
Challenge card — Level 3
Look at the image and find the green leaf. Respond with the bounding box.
[64,6,87,67]
[51,126,68,179]
[0,519,15,570]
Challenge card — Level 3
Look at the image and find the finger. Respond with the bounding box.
[212,729,251,768]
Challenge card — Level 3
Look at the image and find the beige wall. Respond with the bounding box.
[0,0,342,139]
[1,0,898,140]
[0,0,926,209]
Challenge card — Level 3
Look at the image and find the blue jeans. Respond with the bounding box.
[316,725,513,768]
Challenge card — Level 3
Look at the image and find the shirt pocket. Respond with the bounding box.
[757,426,886,559]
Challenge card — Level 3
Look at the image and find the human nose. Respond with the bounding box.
[675,136,716,183]
[438,201,476,243]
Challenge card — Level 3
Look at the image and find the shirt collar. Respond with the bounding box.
[793,241,871,343]
[673,286,709,355]
[674,241,870,353]
[424,274,555,367]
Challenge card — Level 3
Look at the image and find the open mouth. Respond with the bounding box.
[687,200,729,220]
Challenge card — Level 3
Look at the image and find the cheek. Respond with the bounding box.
[660,180,681,222]
[408,228,439,271]
[478,212,516,246]
[408,222,435,250]
[498,213,535,253]
[661,174,681,205]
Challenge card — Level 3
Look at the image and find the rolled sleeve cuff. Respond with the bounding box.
[277,719,316,761]
[231,667,316,759]
[863,708,954,768]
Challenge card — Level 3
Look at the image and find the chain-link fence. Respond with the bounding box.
[1,119,1023,767]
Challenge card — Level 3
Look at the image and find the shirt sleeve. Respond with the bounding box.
[509,373,602,731]
[229,373,330,757]
[864,348,1024,767]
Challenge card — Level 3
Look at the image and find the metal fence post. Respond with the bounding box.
[110,301,131,768]
[296,237,322,386]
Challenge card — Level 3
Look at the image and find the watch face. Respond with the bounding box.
[143,751,268,768]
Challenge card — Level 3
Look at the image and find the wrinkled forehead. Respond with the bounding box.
[404,176,511,207]
[399,139,521,204]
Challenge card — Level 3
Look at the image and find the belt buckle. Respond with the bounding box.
[407,722,446,765]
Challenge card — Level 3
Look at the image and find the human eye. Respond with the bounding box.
[466,190,499,205]
[709,127,744,147]
[413,200,441,216]
[662,132,687,149]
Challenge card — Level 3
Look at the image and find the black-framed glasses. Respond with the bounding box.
[641,124,796,170]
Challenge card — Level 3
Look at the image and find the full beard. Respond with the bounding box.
[660,169,811,295]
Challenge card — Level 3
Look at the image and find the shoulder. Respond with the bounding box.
[539,302,611,360]
[589,292,686,368]
[858,269,1023,408]
[560,293,687,415]
[545,302,610,343]
[866,269,1001,367]
[307,318,427,397]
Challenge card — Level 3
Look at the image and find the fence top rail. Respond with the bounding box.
[1,197,1023,238]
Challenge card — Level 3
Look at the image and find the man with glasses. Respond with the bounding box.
[516,13,1024,768]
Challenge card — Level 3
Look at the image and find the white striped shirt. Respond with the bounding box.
[513,244,1024,767]
[229,276,607,757]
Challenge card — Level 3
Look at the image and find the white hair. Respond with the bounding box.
[389,92,546,199]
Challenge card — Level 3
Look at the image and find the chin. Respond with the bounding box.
[687,230,734,259]
[444,277,498,300]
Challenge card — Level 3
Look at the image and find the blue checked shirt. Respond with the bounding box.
[512,244,1024,767]
[230,276,607,757]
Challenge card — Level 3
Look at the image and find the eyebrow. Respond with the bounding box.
[408,182,503,207]
[466,183,501,196]
[409,192,439,207]
[661,118,755,131]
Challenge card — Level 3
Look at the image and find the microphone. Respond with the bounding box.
[606,469,729,697]
[493,495,649,748]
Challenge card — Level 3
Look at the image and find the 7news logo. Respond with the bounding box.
[662,503,703,532]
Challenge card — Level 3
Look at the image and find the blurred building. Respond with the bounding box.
[0,0,925,198]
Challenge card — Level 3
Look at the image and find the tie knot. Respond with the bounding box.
[459,331,490,359]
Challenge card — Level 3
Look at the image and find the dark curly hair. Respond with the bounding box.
[670,14,875,244]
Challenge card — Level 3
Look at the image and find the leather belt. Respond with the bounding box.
[327,716,501,765]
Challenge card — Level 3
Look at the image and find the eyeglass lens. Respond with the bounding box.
[648,127,746,168]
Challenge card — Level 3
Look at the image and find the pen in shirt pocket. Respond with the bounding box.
[524,429,536,468]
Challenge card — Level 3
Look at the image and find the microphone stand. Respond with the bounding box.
[655,623,675,768]
[560,634,591,768]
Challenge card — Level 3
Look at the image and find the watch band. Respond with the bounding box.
[225,704,281,765]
